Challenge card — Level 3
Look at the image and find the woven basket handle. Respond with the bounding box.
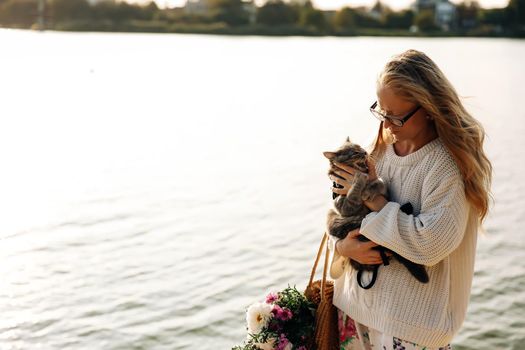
[307,232,331,300]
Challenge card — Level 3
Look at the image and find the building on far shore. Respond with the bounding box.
[184,0,210,16]
[288,0,310,4]
[412,0,456,31]
[243,0,257,24]
[434,0,456,30]
[184,0,256,24]
[369,0,388,21]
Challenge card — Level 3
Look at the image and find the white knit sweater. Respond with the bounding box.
[327,137,478,348]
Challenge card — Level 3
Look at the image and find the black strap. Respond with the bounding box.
[357,265,379,289]
[379,249,389,266]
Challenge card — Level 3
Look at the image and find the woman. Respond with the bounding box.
[326,49,492,350]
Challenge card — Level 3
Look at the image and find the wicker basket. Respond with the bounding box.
[304,232,340,350]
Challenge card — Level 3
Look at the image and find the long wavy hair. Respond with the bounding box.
[370,49,492,225]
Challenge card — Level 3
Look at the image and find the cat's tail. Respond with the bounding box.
[327,210,362,239]
[396,255,429,283]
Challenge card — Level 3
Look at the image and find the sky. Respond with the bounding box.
[133,0,509,11]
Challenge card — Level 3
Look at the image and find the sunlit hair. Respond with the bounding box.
[370,49,492,225]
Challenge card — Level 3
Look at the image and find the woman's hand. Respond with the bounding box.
[335,229,386,265]
[330,161,356,197]
[330,158,378,197]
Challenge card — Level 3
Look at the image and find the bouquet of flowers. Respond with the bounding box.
[232,285,316,350]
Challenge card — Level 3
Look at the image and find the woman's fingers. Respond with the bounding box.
[355,253,383,265]
[348,228,361,238]
[363,240,379,249]
[361,239,382,264]
[332,169,353,181]
[330,174,352,196]
[333,161,356,175]
[338,229,387,264]
[365,250,383,264]
[329,174,342,185]
[331,186,346,195]
[330,174,351,188]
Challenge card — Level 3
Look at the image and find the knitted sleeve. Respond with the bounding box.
[359,170,469,267]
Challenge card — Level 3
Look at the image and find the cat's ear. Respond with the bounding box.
[323,151,336,159]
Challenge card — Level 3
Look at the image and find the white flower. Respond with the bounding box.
[253,337,276,350]
[246,302,273,334]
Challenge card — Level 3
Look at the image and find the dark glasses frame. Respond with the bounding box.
[369,101,421,127]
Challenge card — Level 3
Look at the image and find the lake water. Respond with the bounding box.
[0,30,523,350]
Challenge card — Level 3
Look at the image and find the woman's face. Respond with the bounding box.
[376,86,432,143]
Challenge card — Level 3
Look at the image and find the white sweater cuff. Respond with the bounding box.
[361,201,400,230]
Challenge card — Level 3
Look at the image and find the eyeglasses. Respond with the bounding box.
[369,101,421,127]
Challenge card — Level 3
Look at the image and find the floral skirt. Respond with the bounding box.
[337,308,452,350]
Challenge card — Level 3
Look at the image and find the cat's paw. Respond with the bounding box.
[353,171,369,182]
[361,191,372,201]
[362,177,386,201]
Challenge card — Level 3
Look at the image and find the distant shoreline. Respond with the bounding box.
[1,0,523,40]
[11,23,523,39]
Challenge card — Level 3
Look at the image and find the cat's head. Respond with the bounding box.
[323,137,369,173]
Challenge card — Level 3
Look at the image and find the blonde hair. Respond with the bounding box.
[370,49,492,225]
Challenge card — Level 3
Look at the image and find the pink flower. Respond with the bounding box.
[271,305,293,321]
[271,304,283,318]
[276,334,290,350]
[339,313,358,342]
[344,317,357,337]
[265,292,279,304]
[282,308,293,321]
[338,309,346,340]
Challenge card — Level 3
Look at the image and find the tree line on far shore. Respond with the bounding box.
[0,0,523,37]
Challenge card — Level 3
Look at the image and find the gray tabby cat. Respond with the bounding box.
[324,137,429,289]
